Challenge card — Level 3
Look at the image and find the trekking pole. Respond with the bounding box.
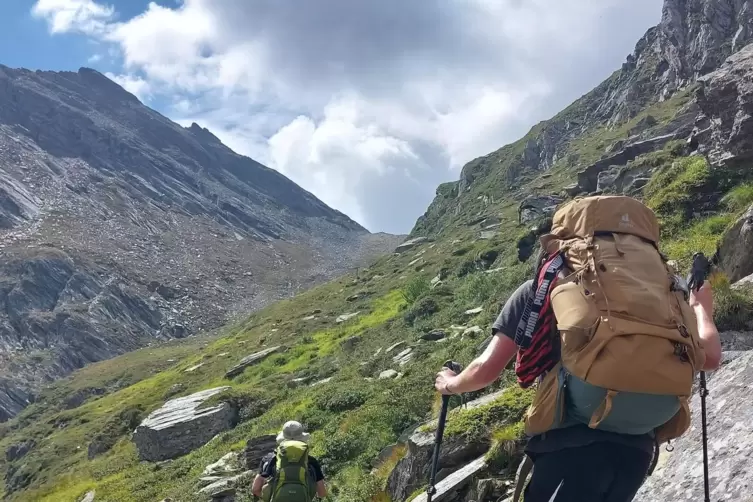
[689,252,712,502]
[427,360,463,502]
[700,370,711,502]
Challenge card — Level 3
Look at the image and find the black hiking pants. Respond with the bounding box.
[524,442,652,502]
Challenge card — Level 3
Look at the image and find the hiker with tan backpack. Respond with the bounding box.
[434,195,722,502]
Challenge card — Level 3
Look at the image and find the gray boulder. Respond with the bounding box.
[719,205,753,283]
[225,346,281,378]
[386,429,490,502]
[634,347,753,502]
[132,387,236,462]
[517,195,563,224]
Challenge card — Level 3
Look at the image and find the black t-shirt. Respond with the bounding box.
[259,452,325,481]
[493,279,655,456]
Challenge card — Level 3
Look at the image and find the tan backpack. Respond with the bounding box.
[524,195,705,444]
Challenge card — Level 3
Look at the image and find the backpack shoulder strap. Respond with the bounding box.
[514,252,565,388]
[514,252,565,348]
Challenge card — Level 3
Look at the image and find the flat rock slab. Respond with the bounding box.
[198,470,253,498]
[410,456,488,502]
[634,347,753,502]
[133,386,235,462]
[393,348,414,366]
[225,346,281,378]
[336,312,360,323]
[386,341,407,353]
[396,237,428,253]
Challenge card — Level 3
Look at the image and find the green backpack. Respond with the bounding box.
[261,440,317,502]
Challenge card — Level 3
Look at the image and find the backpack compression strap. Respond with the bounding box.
[514,252,564,388]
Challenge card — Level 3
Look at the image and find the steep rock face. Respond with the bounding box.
[635,348,753,501]
[0,247,168,421]
[412,0,753,238]
[694,42,753,169]
[0,66,401,420]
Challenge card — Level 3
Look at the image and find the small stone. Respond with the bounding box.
[225,346,282,378]
[463,326,483,339]
[203,452,239,477]
[420,330,447,342]
[310,377,333,387]
[464,307,483,316]
[185,362,204,373]
[379,369,399,379]
[341,336,359,351]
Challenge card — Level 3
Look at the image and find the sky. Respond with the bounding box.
[1,1,663,234]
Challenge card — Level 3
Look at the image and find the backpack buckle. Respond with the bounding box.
[673,342,689,362]
[678,324,690,338]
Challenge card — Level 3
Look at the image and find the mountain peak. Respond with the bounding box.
[187,121,222,144]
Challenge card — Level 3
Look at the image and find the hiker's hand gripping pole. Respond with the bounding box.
[427,360,463,502]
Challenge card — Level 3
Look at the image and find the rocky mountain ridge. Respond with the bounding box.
[412,0,753,238]
[0,65,403,420]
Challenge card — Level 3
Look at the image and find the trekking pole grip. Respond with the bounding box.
[443,360,463,374]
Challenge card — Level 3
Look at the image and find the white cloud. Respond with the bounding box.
[32,0,115,36]
[31,0,663,233]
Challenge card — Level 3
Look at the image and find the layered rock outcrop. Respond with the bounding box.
[132,387,236,462]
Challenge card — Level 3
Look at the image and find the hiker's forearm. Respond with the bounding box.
[448,358,499,394]
[695,305,722,371]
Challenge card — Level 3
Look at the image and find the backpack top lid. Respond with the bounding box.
[277,440,309,464]
[547,195,661,245]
